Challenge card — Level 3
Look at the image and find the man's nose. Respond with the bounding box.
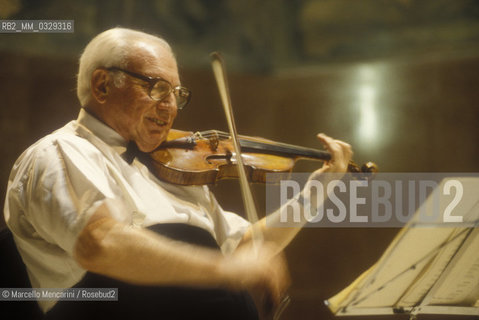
[157,92,178,114]
[160,92,177,107]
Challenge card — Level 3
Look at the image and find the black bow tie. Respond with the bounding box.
[122,141,141,164]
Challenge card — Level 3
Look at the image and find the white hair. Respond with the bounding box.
[77,27,171,107]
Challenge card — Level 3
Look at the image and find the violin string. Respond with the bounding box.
[194,130,230,140]
[194,130,329,159]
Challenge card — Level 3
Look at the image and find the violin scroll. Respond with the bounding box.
[347,161,379,180]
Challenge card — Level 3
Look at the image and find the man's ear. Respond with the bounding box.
[90,69,110,103]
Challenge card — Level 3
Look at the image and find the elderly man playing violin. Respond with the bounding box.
[4,28,352,320]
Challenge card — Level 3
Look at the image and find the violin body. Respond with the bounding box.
[147,129,377,186]
[149,129,297,185]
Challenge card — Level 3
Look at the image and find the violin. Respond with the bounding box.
[146,128,378,186]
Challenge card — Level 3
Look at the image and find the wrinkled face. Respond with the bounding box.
[104,41,180,152]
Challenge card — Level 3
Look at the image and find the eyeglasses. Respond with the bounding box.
[107,67,191,109]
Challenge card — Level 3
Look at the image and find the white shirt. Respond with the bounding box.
[4,108,250,312]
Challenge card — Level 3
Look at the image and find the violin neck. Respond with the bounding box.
[159,130,331,161]
[239,138,331,161]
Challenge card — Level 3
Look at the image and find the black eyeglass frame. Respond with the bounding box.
[106,67,191,109]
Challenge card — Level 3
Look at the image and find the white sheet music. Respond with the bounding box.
[424,227,479,305]
[397,228,468,306]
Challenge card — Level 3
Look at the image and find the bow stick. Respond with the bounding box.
[210,52,264,254]
[211,52,292,320]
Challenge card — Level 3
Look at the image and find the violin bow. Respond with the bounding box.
[210,52,264,254]
[211,52,291,320]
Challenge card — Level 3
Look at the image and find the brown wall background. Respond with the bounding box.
[1,1,479,319]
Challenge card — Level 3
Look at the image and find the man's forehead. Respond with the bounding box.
[134,41,170,59]
[127,40,178,76]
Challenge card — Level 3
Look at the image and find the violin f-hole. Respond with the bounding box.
[206,152,232,164]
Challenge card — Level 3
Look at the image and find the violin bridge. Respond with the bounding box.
[207,131,220,151]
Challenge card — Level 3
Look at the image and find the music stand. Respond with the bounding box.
[325,177,479,319]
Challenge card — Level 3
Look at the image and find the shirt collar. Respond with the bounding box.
[76,108,128,154]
